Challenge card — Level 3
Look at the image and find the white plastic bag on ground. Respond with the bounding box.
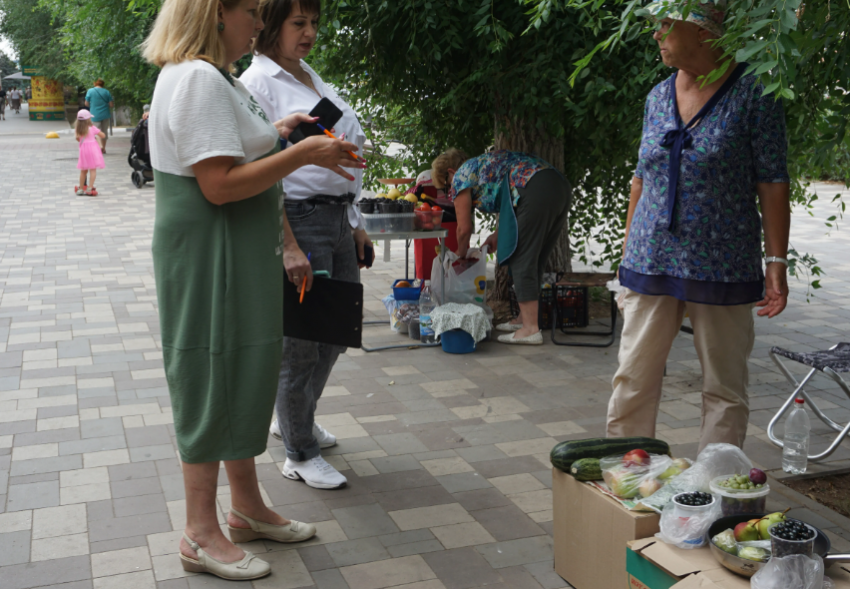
[641,443,752,513]
[431,247,492,318]
[655,498,721,549]
[750,554,833,589]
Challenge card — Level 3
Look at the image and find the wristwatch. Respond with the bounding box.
[764,256,789,266]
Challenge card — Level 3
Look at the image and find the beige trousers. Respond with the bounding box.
[607,289,755,451]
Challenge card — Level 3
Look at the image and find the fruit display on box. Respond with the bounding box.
[549,437,671,473]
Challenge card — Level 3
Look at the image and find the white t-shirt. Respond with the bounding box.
[240,54,365,229]
[9,90,21,99]
[150,60,279,177]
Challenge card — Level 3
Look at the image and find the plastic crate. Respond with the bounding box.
[362,212,415,234]
[510,284,589,330]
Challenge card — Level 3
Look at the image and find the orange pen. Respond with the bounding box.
[316,123,363,162]
[299,252,312,304]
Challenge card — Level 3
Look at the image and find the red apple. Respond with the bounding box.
[623,449,650,467]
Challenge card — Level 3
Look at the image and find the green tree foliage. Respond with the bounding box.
[0,0,69,81]
[38,0,158,106]
[526,0,845,257]
[314,0,669,267]
[0,50,17,88]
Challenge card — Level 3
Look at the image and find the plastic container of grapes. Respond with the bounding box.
[768,520,816,558]
[671,492,716,519]
[709,475,770,517]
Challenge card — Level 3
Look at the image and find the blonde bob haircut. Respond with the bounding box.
[142,0,243,68]
[431,148,469,190]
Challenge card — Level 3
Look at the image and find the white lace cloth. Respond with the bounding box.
[431,303,491,343]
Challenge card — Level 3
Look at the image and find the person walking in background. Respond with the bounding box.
[25,86,31,102]
[142,0,364,581]
[607,0,791,452]
[75,110,105,196]
[85,79,114,154]
[9,87,21,114]
[241,0,373,491]
[0,87,6,120]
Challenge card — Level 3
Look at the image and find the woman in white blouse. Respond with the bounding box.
[241,0,373,490]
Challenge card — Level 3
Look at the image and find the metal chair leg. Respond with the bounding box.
[767,349,850,461]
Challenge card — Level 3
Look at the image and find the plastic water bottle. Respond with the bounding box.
[782,398,811,474]
[419,281,436,344]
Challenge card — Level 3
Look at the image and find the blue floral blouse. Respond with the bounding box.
[449,150,551,213]
[621,67,789,305]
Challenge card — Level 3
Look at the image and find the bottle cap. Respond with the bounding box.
[795,398,804,405]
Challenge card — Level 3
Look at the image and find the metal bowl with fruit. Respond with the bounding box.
[708,513,849,577]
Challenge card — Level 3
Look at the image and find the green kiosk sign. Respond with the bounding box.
[21,65,44,77]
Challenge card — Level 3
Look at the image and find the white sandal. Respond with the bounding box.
[228,508,317,544]
[495,321,523,332]
[179,534,270,580]
[497,331,543,345]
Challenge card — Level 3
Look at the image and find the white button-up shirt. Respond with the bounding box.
[240,54,365,230]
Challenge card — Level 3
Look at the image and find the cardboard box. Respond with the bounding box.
[552,467,660,589]
[627,537,850,589]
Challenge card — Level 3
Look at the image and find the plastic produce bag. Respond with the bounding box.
[751,554,834,589]
[600,453,673,499]
[431,247,492,318]
[655,495,721,549]
[640,443,752,513]
[381,294,419,334]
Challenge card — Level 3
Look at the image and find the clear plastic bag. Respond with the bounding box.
[600,453,672,499]
[655,495,721,549]
[750,554,834,589]
[639,443,752,513]
[381,294,419,333]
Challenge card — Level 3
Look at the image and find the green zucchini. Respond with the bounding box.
[570,458,603,481]
[550,437,670,473]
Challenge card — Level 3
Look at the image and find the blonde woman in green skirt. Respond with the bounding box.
[143,0,364,581]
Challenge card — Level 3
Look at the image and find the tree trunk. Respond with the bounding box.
[488,116,571,302]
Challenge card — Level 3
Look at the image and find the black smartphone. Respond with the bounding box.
[357,243,374,268]
[288,97,344,144]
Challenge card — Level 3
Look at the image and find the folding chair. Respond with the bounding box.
[767,343,850,462]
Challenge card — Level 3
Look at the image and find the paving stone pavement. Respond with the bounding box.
[2,119,850,589]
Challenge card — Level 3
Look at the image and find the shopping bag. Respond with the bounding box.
[431,246,492,318]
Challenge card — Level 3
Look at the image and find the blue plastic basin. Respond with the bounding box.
[441,329,476,354]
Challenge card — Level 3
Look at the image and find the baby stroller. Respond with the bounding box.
[128,116,154,188]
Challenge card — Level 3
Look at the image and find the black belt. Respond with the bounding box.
[299,193,357,206]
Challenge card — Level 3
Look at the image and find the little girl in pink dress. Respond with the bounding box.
[75,110,105,196]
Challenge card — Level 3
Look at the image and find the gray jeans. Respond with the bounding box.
[277,201,359,461]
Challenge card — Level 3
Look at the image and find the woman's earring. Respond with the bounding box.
[218,22,225,32]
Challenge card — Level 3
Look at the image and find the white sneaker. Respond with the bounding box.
[312,422,337,449]
[282,456,347,490]
[269,419,337,449]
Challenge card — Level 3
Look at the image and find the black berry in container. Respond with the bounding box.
[768,519,816,558]
[359,200,375,214]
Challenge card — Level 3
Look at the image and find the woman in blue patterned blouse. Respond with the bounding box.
[608,0,791,451]
[431,149,571,345]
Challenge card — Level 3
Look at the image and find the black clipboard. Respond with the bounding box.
[283,274,363,348]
